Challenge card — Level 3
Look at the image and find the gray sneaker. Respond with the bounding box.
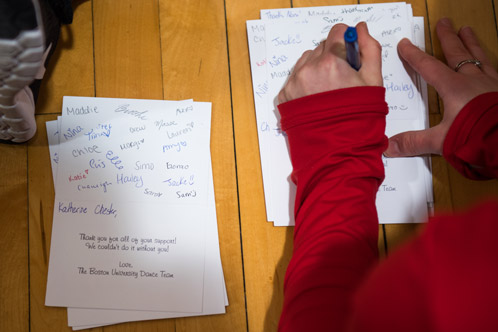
[0,0,71,143]
[0,0,46,142]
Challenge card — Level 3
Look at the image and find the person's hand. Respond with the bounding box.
[277,22,383,104]
[385,18,498,157]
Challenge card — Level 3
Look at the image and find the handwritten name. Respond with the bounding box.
[341,6,373,14]
[256,58,267,67]
[129,125,146,133]
[69,169,89,182]
[163,175,195,187]
[135,161,154,171]
[77,181,112,193]
[144,188,163,197]
[166,126,192,139]
[166,162,189,170]
[385,81,415,99]
[115,104,148,120]
[176,105,194,116]
[59,202,88,214]
[270,70,291,80]
[89,158,106,169]
[250,24,265,33]
[155,119,178,131]
[84,124,112,141]
[120,138,145,150]
[116,173,144,188]
[72,145,101,158]
[63,126,84,140]
[255,81,269,99]
[162,141,187,153]
[176,190,197,198]
[322,16,344,24]
[94,203,118,218]
[268,55,288,68]
[106,150,124,170]
[66,106,98,115]
[271,35,302,47]
[381,27,402,37]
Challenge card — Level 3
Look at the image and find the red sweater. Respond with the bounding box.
[278,88,498,332]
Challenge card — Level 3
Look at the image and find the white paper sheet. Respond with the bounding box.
[247,2,433,226]
[46,97,214,313]
[46,99,228,329]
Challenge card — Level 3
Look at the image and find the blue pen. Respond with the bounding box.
[344,27,361,70]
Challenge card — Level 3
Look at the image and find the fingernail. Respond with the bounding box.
[385,140,400,157]
[398,38,411,46]
[357,21,368,31]
[459,25,473,36]
[397,38,412,52]
[439,17,451,26]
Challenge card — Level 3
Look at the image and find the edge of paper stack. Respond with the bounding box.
[45,97,228,329]
[246,2,434,226]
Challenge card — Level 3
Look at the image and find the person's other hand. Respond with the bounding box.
[385,18,498,157]
[277,22,383,104]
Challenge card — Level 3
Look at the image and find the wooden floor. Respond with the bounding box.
[1,0,497,331]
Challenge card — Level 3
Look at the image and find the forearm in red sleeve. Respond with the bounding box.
[277,87,388,332]
[443,92,498,180]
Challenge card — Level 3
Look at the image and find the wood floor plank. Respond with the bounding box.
[293,0,355,7]
[225,1,301,330]
[28,114,77,332]
[159,0,247,330]
[36,0,95,115]
[28,1,96,331]
[93,0,163,100]
[0,144,28,332]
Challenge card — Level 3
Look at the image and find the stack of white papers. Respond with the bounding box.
[247,2,433,226]
[45,96,227,330]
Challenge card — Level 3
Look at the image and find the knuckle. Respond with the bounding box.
[371,38,382,53]
[319,54,339,71]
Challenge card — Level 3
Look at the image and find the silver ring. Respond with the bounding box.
[454,59,482,72]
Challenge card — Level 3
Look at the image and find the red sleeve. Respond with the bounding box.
[348,200,498,332]
[277,87,388,332]
[443,92,498,180]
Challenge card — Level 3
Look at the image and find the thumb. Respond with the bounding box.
[384,127,444,157]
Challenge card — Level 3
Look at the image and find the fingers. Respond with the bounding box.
[384,127,444,157]
[436,18,482,75]
[458,26,498,78]
[356,22,382,86]
[398,38,455,97]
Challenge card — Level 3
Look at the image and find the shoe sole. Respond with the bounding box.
[0,0,44,143]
